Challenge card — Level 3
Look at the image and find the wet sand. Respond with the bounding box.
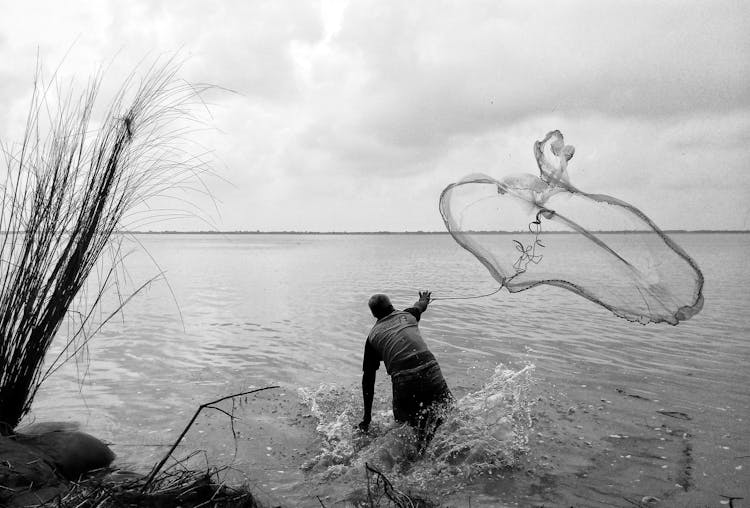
[481,380,749,507]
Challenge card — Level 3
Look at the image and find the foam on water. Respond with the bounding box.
[299,364,535,494]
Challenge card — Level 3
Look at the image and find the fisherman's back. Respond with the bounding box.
[367,309,432,374]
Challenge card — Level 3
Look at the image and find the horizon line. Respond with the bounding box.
[117,229,750,235]
[2,229,748,235]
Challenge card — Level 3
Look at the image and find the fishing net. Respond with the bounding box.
[439,130,704,325]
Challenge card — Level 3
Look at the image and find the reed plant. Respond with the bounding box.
[0,61,212,433]
[45,464,262,507]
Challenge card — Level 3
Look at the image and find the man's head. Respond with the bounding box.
[368,294,394,319]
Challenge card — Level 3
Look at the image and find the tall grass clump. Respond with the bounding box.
[0,61,213,434]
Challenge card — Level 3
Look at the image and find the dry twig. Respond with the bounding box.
[144,386,279,489]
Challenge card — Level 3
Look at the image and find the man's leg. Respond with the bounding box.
[391,374,421,426]
[415,363,454,454]
[392,362,455,453]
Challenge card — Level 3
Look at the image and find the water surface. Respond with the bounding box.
[30,233,750,506]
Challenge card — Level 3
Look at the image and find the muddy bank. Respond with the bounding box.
[475,380,749,507]
[0,422,262,507]
[0,422,114,506]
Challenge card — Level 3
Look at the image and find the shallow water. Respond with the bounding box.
[28,233,750,507]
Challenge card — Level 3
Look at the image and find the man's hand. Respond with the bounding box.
[357,418,371,433]
[413,290,432,313]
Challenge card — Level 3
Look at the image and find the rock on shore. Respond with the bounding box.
[0,422,115,506]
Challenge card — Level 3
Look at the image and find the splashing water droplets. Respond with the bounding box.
[299,364,536,493]
[425,364,535,474]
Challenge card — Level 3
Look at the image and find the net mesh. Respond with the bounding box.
[439,130,704,325]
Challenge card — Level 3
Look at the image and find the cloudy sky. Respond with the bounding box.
[0,1,748,231]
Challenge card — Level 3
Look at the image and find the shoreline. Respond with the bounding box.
[0,424,265,507]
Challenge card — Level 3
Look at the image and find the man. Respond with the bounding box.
[358,290,453,446]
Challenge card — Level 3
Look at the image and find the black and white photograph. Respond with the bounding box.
[0,1,747,506]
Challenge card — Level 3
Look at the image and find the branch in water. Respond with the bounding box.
[143,385,279,490]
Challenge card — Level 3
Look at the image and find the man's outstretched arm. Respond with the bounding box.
[412,290,432,314]
[359,369,376,431]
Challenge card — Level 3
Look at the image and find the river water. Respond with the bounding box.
[29,233,749,507]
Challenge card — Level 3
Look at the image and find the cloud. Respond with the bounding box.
[0,0,747,230]
[352,0,748,115]
[260,0,749,186]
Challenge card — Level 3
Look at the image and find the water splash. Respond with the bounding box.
[424,365,534,473]
[298,383,363,478]
[299,364,535,493]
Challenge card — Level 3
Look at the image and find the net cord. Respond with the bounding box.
[431,286,504,301]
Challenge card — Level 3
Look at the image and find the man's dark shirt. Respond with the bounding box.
[363,307,433,375]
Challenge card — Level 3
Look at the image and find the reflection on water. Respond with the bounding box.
[28,233,750,506]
